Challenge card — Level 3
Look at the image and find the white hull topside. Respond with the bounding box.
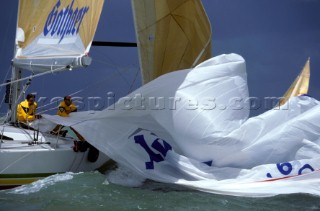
[0,124,110,187]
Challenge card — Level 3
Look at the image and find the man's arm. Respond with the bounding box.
[17,104,26,122]
[70,104,77,113]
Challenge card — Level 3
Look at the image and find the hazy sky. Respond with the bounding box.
[0,0,320,116]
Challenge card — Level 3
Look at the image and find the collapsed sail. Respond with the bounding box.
[278,58,310,106]
[40,54,320,197]
[131,0,212,83]
[13,0,104,72]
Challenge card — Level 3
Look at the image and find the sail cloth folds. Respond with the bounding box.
[13,0,104,72]
[41,54,320,196]
[132,0,212,84]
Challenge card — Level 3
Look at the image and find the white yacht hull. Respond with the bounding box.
[0,124,110,189]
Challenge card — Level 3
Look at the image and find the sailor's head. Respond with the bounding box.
[64,96,72,106]
[26,94,35,105]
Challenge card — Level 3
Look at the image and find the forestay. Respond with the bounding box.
[40,54,320,197]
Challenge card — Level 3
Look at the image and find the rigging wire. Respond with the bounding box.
[94,47,133,87]
[36,59,140,113]
[0,65,72,115]
[0,56,141,115]
[0,66,12,92]
[1,42,141,114]
[128,67,140,94]
[0,66,12,110]
[0,65,67,87]
[0,95,6,114]
[92,48,141,93]
[0,0,144,115]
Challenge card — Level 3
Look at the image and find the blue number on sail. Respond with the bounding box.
[277,162,293,175]
[266,162,315,178]
[298,164,314,175]
[266,162,293,178]
[134,135,172,170]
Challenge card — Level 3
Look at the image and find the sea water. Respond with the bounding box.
[0,167,319,211]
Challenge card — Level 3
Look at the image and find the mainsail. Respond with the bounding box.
[131,0,212,84]
[278,58,310,106]
[13,0,104,72]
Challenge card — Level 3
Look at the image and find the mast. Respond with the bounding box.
[7,0,105,122]
[8,0,22,123]
[8,66,21,123]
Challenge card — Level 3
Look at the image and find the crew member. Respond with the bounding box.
[17,93,38,123]
[53,96,99,162]
[57,95,77,117]
[52,96,83,142]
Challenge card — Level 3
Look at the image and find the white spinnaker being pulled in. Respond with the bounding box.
[41,54,320,197]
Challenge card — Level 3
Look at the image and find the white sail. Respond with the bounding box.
[13,0,104,72]
[16,0,319,196]
[39,53,320,197]
[39,54,320,197]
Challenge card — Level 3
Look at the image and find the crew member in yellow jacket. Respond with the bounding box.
[53,96,99,161]
[52,96,86,143]
[51,96,77,136]
[57,96,77,117]
[17,93,38,123]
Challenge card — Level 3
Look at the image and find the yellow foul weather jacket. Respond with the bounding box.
[17,99,37,122]
[57,101,77,117]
